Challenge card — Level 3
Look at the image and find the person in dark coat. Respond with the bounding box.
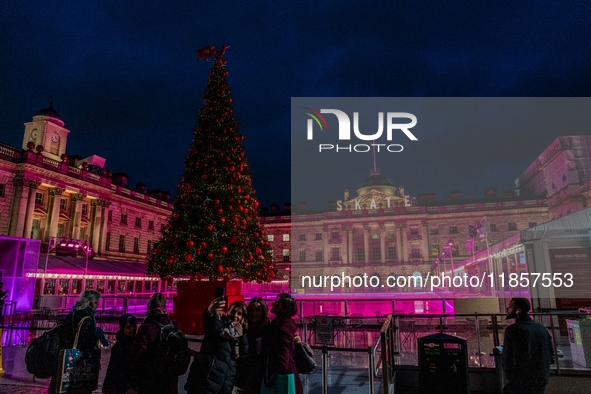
[235,297,270,394]
[503,297,554,394]
[102,314,138,394]
[129,292,178,394]
[185,297,248,394]
[262,293,303,394]
[49,289,103,394]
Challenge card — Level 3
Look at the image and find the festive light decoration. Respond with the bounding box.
[147,49,274,281]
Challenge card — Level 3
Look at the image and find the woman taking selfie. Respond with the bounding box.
[185,297,248,394]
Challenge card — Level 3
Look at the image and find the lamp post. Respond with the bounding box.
[446,238,455,278]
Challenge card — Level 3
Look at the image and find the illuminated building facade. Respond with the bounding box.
[261,136,591,296]
[0,102,174,304]
[0,102,173,260]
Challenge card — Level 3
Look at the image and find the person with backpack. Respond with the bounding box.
[184,297,248,394]
[49,289,105,393]
[128,292,184,394]
[102,314,137,394]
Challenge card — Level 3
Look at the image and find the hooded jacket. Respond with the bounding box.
[102,330,134,392]
[184,309,248,394]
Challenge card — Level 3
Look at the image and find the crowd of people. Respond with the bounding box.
[45,289,552,394]
[47,290,308,394]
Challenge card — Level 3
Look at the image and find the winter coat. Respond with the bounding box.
[102,330,134,393]
[130,310,178,394]
[234,328,265,394]
[184,309,248,394]
[262,317,303,394]
[503,315,554,394]
[49,307,98,393]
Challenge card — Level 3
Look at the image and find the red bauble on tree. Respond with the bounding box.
[147,48,275,282]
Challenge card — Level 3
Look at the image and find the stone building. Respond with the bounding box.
[0,101,173,263]
[261,136,591,295]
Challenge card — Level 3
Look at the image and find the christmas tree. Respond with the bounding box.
[148,47,275,283]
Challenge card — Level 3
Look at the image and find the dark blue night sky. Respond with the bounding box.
[1,1,590,209]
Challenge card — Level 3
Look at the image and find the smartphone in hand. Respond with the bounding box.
[215,287,226,299]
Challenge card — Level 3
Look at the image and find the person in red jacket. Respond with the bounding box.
[261,293,303,394]
[128,293,177,394]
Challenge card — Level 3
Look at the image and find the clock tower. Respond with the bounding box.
[22,96,70,161]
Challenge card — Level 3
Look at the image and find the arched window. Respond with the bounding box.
[411,271,423,287]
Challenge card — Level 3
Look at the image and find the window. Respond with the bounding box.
[388,246,396,260]
[299,250,306,261]
[82,204,88,216]
[147,240,152,254]
[372,232,379,239]
[119,235,126,252]
[161,224,165,232]
[148,221,154,230]
[357,248,365,261]
[283,249,290,262]
[268,234,274,242]
[316,251,323,261]
[299,234,306,241]
[108,210,112,221]
[529,222,537,228]
[508,222,517,231]
[387,231,396,238]
[121,214,128,225]
[0,184,5,198]
[106,232,111,251]
[57,223,64,237]
[410,228,419,236]
[449,227,457,234]
[490,224,497,232]
[133,237,140,254]
[431,228,439,235]
[332,247,339,260]
[35,192,43,205]
[60,198,67,211]
[269,250,274,258]
[412,247,420,259]
[431,245,440,257]
[315,233,322,240]
[372,247,380,260]
[135,217,141,228]
[452,246,459,257]
[331,231,339,239]
[283,234,289,242]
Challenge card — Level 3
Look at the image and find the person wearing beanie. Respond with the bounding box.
[129,293,178,394]
[146,292,166,311]
[102,314,137,394]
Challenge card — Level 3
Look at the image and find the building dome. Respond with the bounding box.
[37,106,62,121]
[34,96,64,126]
[356,173,398,197]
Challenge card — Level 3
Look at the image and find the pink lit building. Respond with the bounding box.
[0,101,175,308]
[261,136,591,309]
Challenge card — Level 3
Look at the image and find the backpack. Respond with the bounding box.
[153,320,191,377]
[25,324,62,379]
